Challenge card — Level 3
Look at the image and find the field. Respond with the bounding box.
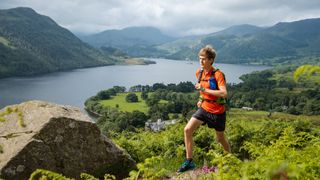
[99,92,148,113]
[99,92,168,113]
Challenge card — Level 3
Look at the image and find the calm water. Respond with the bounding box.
[0,59,270,109]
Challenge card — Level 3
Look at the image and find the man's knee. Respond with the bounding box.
[184,118,203,136]
[184,126,193,135]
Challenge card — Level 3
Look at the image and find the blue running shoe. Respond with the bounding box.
[177,159,196,173]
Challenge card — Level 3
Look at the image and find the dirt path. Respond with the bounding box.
[165,167,216,180]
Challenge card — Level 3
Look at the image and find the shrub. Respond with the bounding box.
[126,93,138,103]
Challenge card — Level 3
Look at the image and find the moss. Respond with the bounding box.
[0,106,26,127]
[0,110,7,122]
[17,111,26,127]
[13,107,18,113]
[6,107,13,114]
[0,144,3,154]
[0,116,5,122]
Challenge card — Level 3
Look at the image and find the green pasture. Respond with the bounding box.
[100,92,148,113]
[99,92,169,113]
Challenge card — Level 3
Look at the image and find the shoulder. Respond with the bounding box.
[196,68,201,76]
[214,69,226,81]
[213,69,224,76]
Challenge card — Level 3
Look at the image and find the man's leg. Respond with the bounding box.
[184,117,203,159]
[215,131,231,153]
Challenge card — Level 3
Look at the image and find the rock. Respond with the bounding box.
[0,100,136,179]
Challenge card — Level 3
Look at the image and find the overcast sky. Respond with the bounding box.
[1,0,320,36]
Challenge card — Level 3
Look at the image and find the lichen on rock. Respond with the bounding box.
[0,100,136,179]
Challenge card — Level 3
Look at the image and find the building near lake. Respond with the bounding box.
[242,107,253,111]
[145,119,177,132]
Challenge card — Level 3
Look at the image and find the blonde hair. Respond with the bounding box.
[198,45,216,64]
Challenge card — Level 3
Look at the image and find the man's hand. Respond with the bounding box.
[195,83,201,90]
[197,101,202,107]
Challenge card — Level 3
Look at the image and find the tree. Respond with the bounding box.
[146,93,161,106]
[128,111,149,128]
[106,88,117,96]
[112,86,126,93]
[303,99,320,115]
[148,104,169,120]
[253,97,265,110]
[97,90,111,100]
[152,83,166,91]
[126,93,138,103]
[141,91,148,100]
[176,81,195,92]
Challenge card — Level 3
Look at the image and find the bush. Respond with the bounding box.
[126,93,138,103]
[113,112,320,179]
[97,90,111,100]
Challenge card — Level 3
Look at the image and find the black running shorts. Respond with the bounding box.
[192,108,226,131]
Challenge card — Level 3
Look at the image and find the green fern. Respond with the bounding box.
[104,174,116,180]
[29,170,116,180]
[294,64,320,83]
[29,169,73,180]
[80,173,98,180]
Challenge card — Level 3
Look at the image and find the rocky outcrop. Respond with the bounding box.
[0,101,135,179]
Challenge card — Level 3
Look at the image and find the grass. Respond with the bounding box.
[100,92,149,113]
[229,108,320,124]
[0,36,15,49]
[99,92,169,113]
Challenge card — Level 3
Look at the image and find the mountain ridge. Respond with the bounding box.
[0,7,115,78]
[80,26,176,48]
[81,17,320,65]
[155,17,320,64]
[209,24,264,37]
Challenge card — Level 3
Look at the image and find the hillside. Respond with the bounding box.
[81,18,320,64]
[0,7,115,78]
[112,109,320,179]
[6,107,320,179]
[80,65,320,179]
[211,24,263,37]
[157,18,320,64]
[80,26,176,56]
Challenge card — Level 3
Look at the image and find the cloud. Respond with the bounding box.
[1,0,320,36]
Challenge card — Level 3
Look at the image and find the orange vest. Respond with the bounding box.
[196,67,226,114]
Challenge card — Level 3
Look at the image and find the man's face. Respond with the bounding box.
[199,55,212,68]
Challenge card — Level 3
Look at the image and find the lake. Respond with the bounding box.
[0,59,270,109]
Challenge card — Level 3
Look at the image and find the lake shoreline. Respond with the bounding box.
[0,58,271,80]
[0,58,271,109]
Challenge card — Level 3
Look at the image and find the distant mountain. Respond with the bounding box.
[80,26,176,56]
[266,18,320,55]
[157,18,320,64]
[210,24,263,37]
[0,7,115,78]
[81,26,176,48]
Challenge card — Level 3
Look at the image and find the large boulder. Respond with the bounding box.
[0,100,136,179]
